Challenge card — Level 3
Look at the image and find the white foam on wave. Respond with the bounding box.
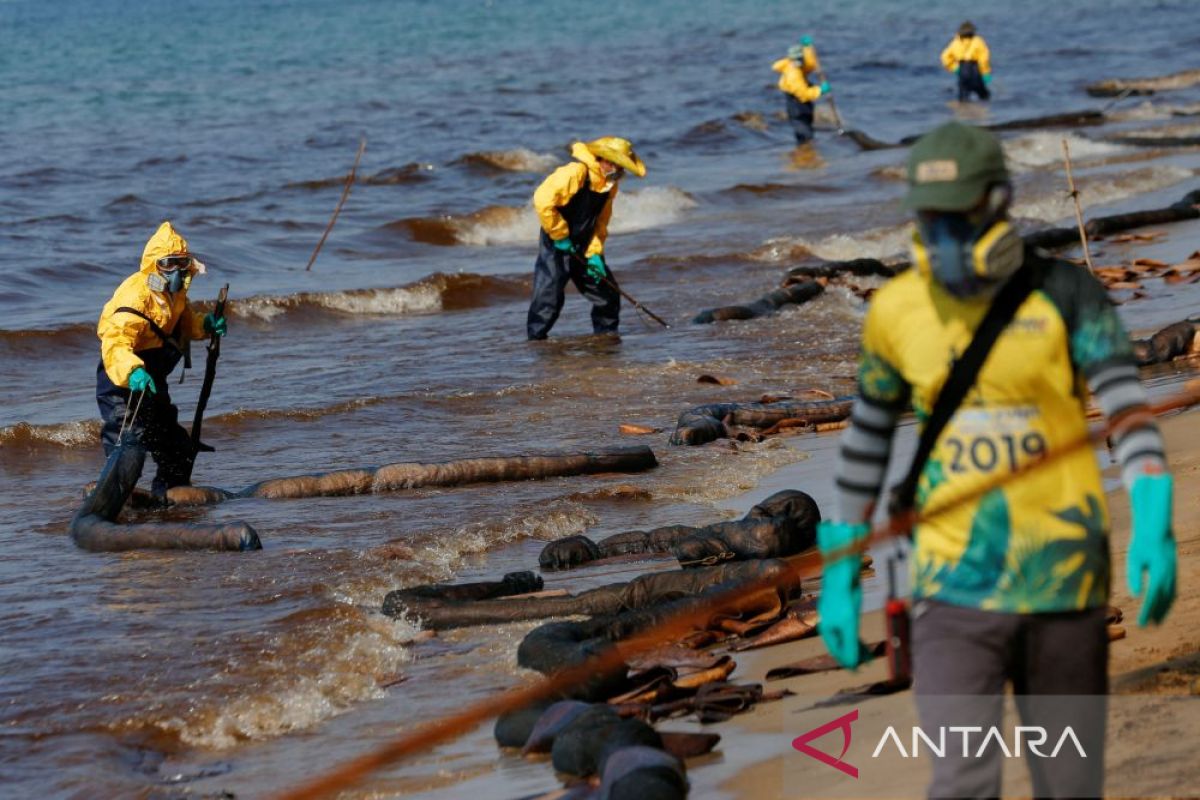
[609,187,698,233]
[1110,101,1200,122]
[751,224,912,264]
[167,610,421,750]
[0,419,99,449]
[455,205,538,247]
[653,439,810,505]
[409,501,598,581]
[231,284,445,322]
[453,186,696,247]
[1012,165,1195,223]
[1004,132,1127,170]
[471,148,562,173]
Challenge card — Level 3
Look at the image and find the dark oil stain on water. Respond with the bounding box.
[1,0,1199,795]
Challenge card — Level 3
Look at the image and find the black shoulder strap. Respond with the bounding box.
[888,261,1037,516]
[113,306,190,371]
[113,306,181,352]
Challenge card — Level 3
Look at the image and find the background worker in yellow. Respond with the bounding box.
[771,36,830,144]
[941,20,992,102]
[96,221,227,501]
[817,123,1174,797]
[526,137,645,340]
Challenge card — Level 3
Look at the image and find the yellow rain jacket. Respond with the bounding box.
[772,46,822,103]
[98,221,208,387]
[940,35,991,75]
[532,142,617,258]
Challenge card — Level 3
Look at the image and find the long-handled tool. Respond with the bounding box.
[567,251,670,329]
[185,283,229,479]
[811,46,846,135]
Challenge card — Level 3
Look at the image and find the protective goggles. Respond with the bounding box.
[156,254,193,272]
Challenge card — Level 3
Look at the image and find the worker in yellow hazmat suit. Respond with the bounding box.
[941,21,992,102]
[96,221,227,501]
[772,36,831,143]
[526,137,645,340]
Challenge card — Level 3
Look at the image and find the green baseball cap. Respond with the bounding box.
[903,122,1009,211]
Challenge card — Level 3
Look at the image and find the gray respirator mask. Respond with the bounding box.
[911,184,1024,298]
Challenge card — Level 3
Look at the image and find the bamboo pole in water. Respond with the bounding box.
[1061,138,1095,272]
[304,138,366,271]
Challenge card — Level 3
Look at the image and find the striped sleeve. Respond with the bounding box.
[1041,257,1168,486]
[834,395,902,523]
[1087,362,1167,487]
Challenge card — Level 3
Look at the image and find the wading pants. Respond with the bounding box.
[912,601,1107,799]
[786,95,815,143]
[96,353,194,497]
[957,61,991,102]
[526,232,620,340]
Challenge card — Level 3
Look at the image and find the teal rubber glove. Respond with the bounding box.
[552,238,575,254]
[817,520,871,669]
[586,254,607,282]
[128,367,157,395]
[982,73,993,85]
[819,81,831,95]
[954,66,961,75]
[800,35,813,46]
[203,312,227,337]
[1127,472,1176,626]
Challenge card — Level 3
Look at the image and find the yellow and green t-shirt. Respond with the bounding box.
[857,252,1138,613]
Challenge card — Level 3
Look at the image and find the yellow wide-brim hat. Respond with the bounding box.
[585,137,647,177]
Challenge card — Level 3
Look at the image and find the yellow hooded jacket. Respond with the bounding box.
[772,45,822,103]
[941,35,991,75]
[532,142,618,258]
[98,221,208,387]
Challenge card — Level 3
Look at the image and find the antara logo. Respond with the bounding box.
[792,709,859,778]
[792,710,1087,779]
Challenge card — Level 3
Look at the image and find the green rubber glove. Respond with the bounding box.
[982,73,993,85]
[128,366,157,395]
[819,81,831,95]
[204,312,227,337]
[817,520,871,669]
[552,238,575,254]
[954,65,961,75]
[800,35,813,46]
[1127,472,1176,626]
[586,254,607,282]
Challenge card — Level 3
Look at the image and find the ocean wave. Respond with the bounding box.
[230,271,529,322]
[609,187,698,233]
[150,499,597,749]
[454,148,561,174]
[104,193,149,208]
[1108,100,1200,122]
[386,187,696,248]
[385,204,531,247]
[720,181,838,198]
[1012,165,1195,223]
[1004,132,1128,170]
[674,113,773,149]
[0,420,100,450]
[160,607,421,750]
[0,321,94,348]
[750,224,911,263]
[286,162,435,191]
[375,500,599,596]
